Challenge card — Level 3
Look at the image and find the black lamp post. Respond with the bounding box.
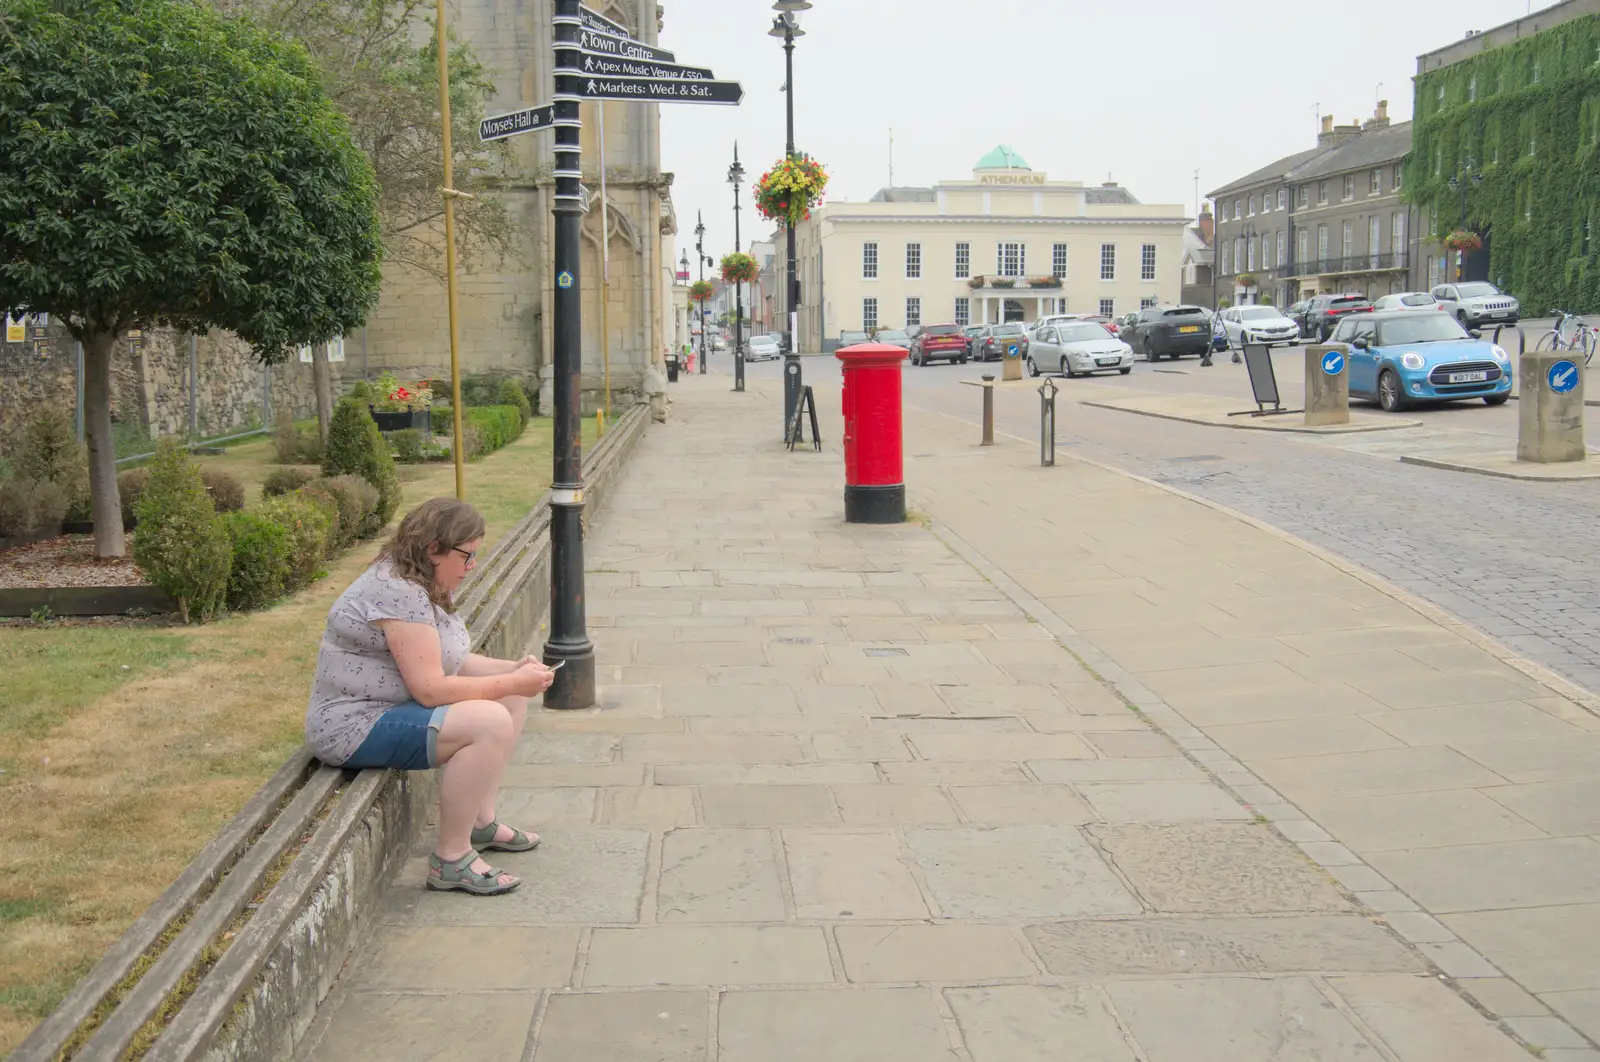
[694,212,708,373]
[729,144,746,393]
[542,0,594,709]
[770,0,809,435]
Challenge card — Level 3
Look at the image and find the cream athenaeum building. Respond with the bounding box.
[785,146,1189,350]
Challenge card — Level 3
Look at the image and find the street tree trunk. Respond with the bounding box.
[83,331,126,559]
[311,341,333,446]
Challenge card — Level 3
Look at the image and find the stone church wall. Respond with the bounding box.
[0,320,326,458]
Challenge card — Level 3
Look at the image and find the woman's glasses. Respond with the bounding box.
[452,547,477,564]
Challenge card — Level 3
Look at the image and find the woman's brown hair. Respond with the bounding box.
[376,497,487,612]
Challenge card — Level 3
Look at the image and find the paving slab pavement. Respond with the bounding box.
[299,374,1579,1060]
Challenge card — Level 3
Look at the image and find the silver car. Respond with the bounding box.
[1430,281,1520,328]
[746,334,781,361]
[1027,321,1134,378]
[1373,292,1443,313]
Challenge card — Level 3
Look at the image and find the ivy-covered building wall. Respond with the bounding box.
[1409,11,1600,313]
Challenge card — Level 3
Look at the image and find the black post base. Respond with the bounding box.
[844,483,906,524]
[783,353,801,436]
[542,643,596,710]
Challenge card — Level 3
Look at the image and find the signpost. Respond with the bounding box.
[479,104,556,142]
[1549,359,1580,395]
[579,75,744,105]
[1321,349,1345,376]
[577,26,675,63]
[526,0,739,710]
[578,53,713,81]
[577,3,630,37]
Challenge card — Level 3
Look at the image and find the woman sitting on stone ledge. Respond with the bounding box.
[305,497,555,896]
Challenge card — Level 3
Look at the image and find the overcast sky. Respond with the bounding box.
[659,0,1540,267]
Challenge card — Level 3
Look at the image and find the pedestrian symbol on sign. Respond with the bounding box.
[1321,350,1345,376]
[1549,359,1580,394]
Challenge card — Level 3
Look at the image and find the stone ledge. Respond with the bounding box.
[1080,393,1419,434]
[1400,453,1600,480]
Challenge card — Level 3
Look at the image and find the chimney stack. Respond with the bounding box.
[1198,202,1214,246]
[1321,115,1334,135]
[1363,99,1392,131]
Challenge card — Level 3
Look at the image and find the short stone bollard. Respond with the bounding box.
[1519,350,1586,463]
[981,374,995,445]
[1304,343,1351,426]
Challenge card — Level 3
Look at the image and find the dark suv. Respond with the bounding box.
[1122,305,1211,361]
[1300,293,1374,341]
[972,323,1030,362]
[909,323,969,365]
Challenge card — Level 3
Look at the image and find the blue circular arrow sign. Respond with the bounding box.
[1321,350,1345,376]
[1549,359,1580,394]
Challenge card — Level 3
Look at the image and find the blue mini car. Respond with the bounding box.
[1328,310,1513,412]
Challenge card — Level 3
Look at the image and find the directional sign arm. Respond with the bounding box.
[575,74,743,105]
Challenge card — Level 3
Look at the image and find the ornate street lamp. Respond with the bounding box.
[694,212,708,373]
[729,145,746,393]
[770,1,808,432]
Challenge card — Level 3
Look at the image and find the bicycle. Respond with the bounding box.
[1535,309,1597,365]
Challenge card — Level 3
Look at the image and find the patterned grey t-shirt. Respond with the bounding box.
[305,561,470,764]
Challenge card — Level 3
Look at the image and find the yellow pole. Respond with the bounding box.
[437,0,467,500]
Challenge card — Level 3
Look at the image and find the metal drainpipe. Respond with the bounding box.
[188,334,199,438]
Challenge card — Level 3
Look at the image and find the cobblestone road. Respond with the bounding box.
[746,355,1600,696]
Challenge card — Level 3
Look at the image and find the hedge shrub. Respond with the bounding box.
[201,468,245,513]
[0,478,68,537]
[389,428,427,463]
[322,398,400,533]
[117,467,150,527]
[464,405,524,458]
[273,414,322,465]
[223,511,292,611]
[498,378,532,426]
[131,441,231,624]
[261,493,332,590]
[15,410,90,521]
[262,466,318,497]
[303,474,377,549]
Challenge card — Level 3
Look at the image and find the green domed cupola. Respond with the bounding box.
[975,145,1029,171]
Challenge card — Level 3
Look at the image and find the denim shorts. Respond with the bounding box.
[343,702,448,770]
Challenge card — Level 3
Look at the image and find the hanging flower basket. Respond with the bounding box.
[1029,276,1063,288]
[688,279,714,303]
[992,278,1016,289]
[720,252,758,284]
[1236,273,1258,288]
[1443,229,1483,253]
[753,153,829,227]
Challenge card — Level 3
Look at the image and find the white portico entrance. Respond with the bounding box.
[972,290,1068,324]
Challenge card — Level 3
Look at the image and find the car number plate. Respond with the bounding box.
[1489,311,1506,318]
[1096,357,1119,366]
[1178,326,1200,333]
[1449,371,1489,383]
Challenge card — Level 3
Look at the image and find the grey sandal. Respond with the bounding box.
[471,820,541,852]
[427,850,520,895]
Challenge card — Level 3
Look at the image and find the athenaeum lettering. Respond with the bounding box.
[978,174,1046,185]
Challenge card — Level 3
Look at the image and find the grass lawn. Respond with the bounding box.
[0,414,601,1053]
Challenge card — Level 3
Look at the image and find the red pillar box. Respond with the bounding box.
[836,342,908,523]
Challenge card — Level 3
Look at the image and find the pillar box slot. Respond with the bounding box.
[837,342,907,523]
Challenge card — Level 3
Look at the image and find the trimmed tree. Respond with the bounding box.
[0,0,383,558]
